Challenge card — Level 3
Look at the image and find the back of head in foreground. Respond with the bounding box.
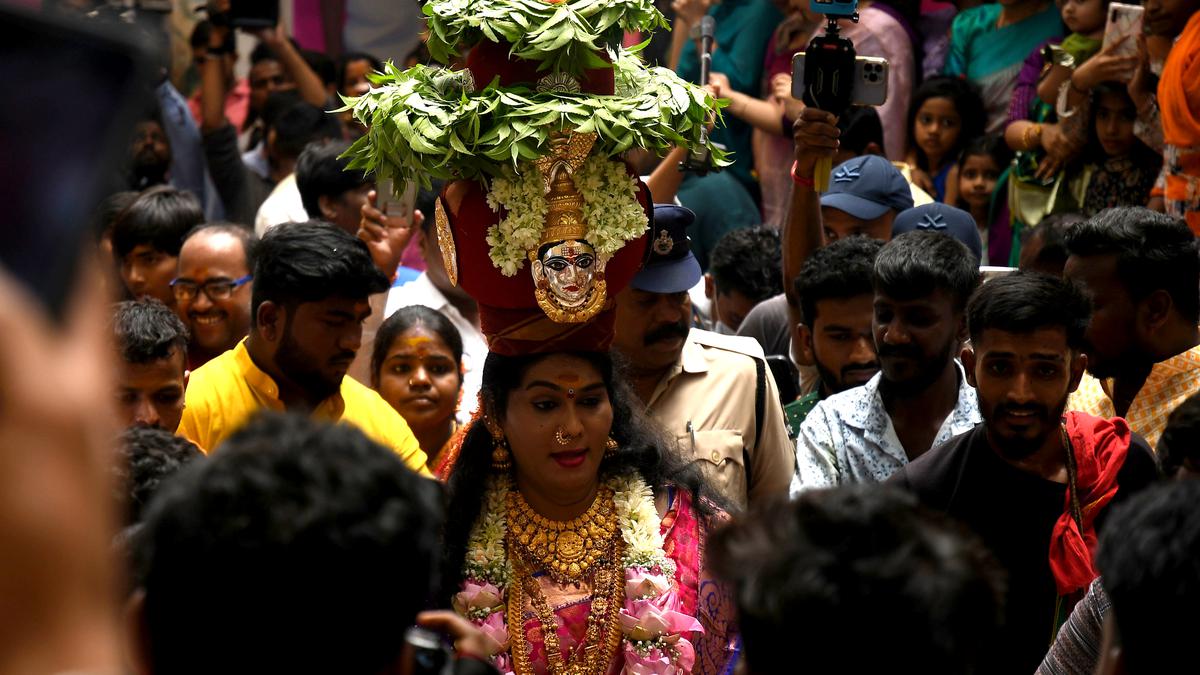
[708,486,1005,674]
[133,412,442,675]
[1095,480,1200,675]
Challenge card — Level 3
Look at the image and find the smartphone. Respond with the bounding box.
[404,626,450,675]
[376,177,418,217]
[230,0,279,29]
[1103,3,1144,59]
[792,52,889,108]
[0,6,155,320]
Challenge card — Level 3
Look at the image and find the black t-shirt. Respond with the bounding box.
[888,424,1160,674]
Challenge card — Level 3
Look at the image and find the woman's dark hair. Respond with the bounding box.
[441,351,715,599]
[1085,82,1157,163]
[370,305,465,389]
[906,76,986,172]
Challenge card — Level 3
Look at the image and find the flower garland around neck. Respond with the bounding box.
[483,154,648,277]
[453,472,703,675]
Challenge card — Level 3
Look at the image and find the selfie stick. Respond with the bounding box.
[679,16,718,175]
[804,1,858,192]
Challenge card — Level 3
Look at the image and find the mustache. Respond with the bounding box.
[877,344,921,360]
[994,403,1050,419]
[643,321,689,346]
[841,362,879,377]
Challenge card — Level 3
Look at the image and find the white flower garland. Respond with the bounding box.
[454,473,699,675]
[484,155,648,276]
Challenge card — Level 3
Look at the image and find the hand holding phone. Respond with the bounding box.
[1103,3,1144,59]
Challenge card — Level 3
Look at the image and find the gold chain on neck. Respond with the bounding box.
[507,540,626,675]
[506,485,619,585]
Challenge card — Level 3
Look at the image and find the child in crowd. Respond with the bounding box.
[1082,83,1160,215]
[1036,0,1108,107]
[906,77,986,203]
[370,305,465,478]
[952,134,1013,265]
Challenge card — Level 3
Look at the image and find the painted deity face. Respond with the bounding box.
[537,239,597,307]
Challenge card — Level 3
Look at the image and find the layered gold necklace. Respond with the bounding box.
[506,487,625,675]
[506,485,619,584]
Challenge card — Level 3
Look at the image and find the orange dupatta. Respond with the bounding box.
[1159,12,1200,233]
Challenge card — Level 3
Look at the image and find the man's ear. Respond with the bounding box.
[1068,351,1087,393]
[256,301,284,343]
[961,345,978,388]
[1138,289,1174,337]
[704,273,715,301]
[124,590,154,675]
[796,323,816,366]
[317,194,338,222]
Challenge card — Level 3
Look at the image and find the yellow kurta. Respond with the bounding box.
[178,339,430,475]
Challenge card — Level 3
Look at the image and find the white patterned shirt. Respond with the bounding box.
[790,365,981,494]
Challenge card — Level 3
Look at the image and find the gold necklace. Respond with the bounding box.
[507,540,626,675]
[506,486,619,585]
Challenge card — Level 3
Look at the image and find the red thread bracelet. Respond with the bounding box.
[791,161,815,187]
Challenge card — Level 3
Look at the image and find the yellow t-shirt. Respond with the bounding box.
[178,339,430,476]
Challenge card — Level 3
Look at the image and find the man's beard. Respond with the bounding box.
[982,393,1069,461]
[131,155,169,189]
[878,337,957,396]
[814,358,880,395]
[276,326,351,403]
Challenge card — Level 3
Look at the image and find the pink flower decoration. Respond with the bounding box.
[625,568,673,600]
[618,599,705,641]
[622,646,684,675]
[479,610,510,653]
[453,580,504,615]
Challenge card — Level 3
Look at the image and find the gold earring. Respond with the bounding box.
[483,413,510,473]
[604,436,619,459]
[491,439,511,472]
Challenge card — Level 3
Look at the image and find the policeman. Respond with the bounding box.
[612,205,795,510]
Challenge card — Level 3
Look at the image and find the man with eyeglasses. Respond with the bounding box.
[173,224,256,370]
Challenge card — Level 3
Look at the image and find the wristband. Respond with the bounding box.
[790,161,814,187]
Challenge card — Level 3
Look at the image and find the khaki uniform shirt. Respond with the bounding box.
[645,329,796,511]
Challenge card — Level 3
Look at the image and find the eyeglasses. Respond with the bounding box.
[170,275,252,302]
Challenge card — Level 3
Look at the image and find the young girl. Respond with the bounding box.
[371,305,465,478]
[1081,83,1160,215]
[906,76,986,202]
[952,133,1013,265]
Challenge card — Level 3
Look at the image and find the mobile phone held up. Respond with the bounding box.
[1103,3,1144,59]
[230,0,279,29]
[376,178,418,218]
[791,52,889,109]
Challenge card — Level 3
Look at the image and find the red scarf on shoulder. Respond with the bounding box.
[1048,411,1132,596]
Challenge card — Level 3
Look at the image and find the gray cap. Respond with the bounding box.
[819,155,914,220]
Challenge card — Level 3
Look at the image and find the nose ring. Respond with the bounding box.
[555,426,575,446]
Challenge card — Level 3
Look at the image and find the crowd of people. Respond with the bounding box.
[3,0,1200,673]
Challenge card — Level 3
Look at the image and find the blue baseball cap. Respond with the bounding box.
[891,203,983,262]
[630,204,703,294]
[819,155,914,221]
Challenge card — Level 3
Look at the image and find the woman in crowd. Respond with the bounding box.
[442,347,735,674]
[371,305,465,477]
[944,0,1063,132]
